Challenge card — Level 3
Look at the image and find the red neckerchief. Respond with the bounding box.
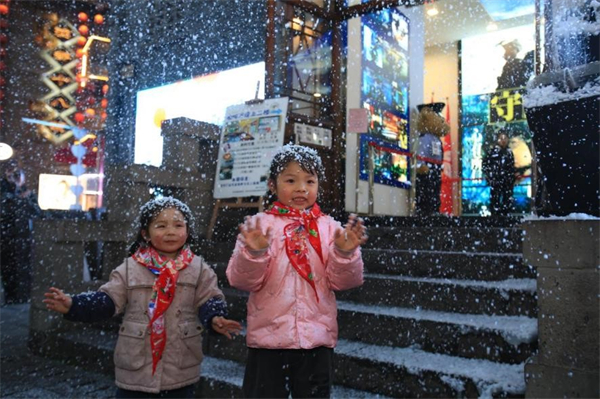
[266,201,324,301]
[132,244,194,375]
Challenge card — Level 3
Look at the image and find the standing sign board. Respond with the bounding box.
[213,97,289,199]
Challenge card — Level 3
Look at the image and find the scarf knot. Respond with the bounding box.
[266,202,324,301]
[132,244,194,375]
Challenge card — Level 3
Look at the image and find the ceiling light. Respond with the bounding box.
[427,7,439,17]
[0,142,14,160]
[313,92,322,98]
[487,22,498,31]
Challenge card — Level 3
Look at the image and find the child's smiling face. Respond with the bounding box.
[143,207,188,258]
[271,161,319,211]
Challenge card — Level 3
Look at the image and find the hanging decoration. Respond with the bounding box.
[0,0,8,132]
[29,5,110,210]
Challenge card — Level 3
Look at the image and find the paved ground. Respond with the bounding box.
[0,303,115,399]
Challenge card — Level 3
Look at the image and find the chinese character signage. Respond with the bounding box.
[213,97,288,199]
[460,25,535,215]
[490,88,525,123]
[360,8,410,188]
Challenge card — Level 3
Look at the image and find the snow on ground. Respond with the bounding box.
[522,212,600,221]
[363,247,524,257]
[366,273,537,292]
[336,339,526,399]
[337,301,537,346]
[523,76,600,108]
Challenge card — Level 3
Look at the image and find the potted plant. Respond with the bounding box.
[524,0,599,216]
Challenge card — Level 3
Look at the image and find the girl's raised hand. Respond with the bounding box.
[43,287,73,314]
[211,316,243,340]
[334,214,368,252]
[239,217,271,251]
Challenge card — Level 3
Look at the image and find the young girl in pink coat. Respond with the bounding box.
[226,144,367,398]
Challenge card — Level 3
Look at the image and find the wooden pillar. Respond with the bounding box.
[329,0,345,215]
[265,0,276,98]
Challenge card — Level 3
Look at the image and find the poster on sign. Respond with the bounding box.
[213,97,289,199]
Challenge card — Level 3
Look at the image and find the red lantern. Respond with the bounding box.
[78,25,89,36]
[78,12,88,22]
[93,14,104,24]
[101,112,107,120]
[77,36,87,47]
[75,48,85,58]
[0,34,8,45]
[102,84,109,95]
[0,4,9,15]
[74,112,85,123]
[100,98,108,108]
[85,108,96,117]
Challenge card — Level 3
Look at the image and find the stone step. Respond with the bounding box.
[219,289,537,364]
[204,332,526,398]
[334,339,526,398]
[220,272,538,318]
[364,226,524,253]
[361,248,534,281]
[337,274,537,317]
[207,249,534,283]
[199,225,524,264]
[198,356,394,398]
[336,301,537,364]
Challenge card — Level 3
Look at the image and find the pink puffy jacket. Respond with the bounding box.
[226,212,364,349]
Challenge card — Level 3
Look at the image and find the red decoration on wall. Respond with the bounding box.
[0,4,9,15]
[78,12,88,22]
[78,24,88,36]
[93,14,104,24]
[74,112,85,123]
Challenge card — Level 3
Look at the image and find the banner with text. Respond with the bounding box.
[213,97,288,198]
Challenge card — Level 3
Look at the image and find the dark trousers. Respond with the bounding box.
[416,167,442,215]
[243,347,333,398]
[115,385,194,398]
[490,182,514,215]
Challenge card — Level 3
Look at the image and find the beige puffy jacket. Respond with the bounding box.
[99,255,223,394]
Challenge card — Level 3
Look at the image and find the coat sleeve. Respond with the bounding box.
[98,261,129,315]
[64,291,116,323]
[194,257,226,310]
[226,214,271,293]
[323,218,364,291]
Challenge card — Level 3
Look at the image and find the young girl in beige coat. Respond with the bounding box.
[44,197,241,398]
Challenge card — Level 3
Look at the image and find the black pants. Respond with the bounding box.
[490,182,514,215]
[243,347,333,398]
[416,167,442,215]
[115,384,194,398]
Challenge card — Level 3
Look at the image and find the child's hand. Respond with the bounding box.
[239,217,271,251]
[334,214,367,253]
[43,287,73,314]
[211,316,242,340]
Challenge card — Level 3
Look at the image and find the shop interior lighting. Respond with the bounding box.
[426,6,439,17]
[0,142,14,160]
[486,21,498,31]
[80,35,111,88]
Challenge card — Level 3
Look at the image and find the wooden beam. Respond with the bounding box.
[338,0,427,21]
[265,0,277,98]
[279,0,333,19]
